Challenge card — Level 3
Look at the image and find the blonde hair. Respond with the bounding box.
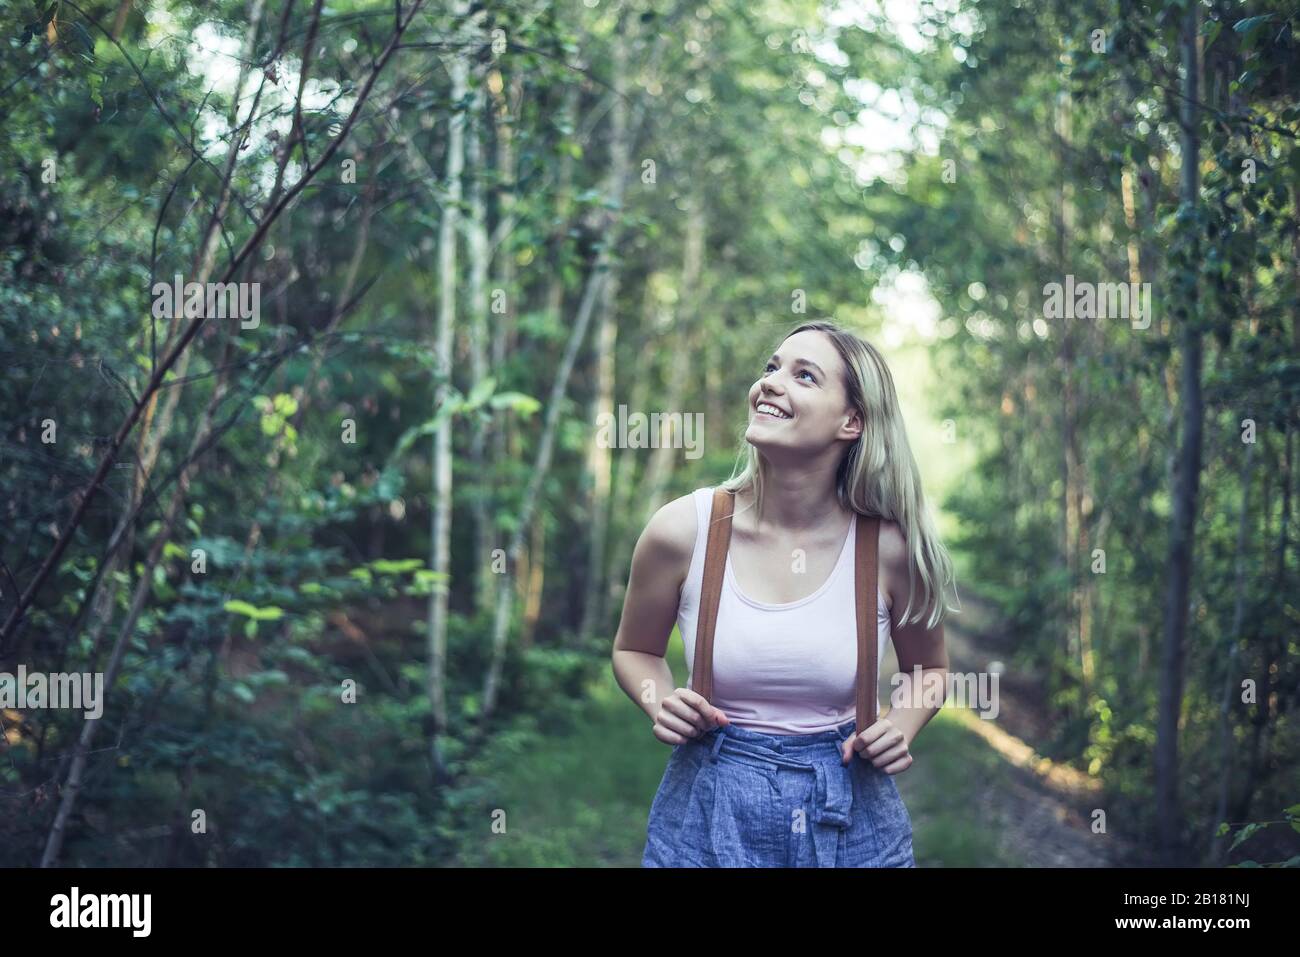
[721,320,960,629]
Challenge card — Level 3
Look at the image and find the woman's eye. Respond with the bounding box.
[797,369,815,382]
[763,362,777,374]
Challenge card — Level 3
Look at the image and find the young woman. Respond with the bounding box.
[611,320,958,867]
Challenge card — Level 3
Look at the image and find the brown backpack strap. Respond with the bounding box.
[854,514,882,737]
[690,487,735,702]
[690,486,882,738]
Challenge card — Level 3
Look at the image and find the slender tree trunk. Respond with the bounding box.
[428,0,472,777]
[577,307,617,644]
[519,514,545,649]
[1054,87,1086,706]
[1155,2,1202,861]
[479,69,520,613]
[637,197,706,522]
[575,77,628,647]
[467,78,491,618]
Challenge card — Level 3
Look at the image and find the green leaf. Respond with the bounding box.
[1232,15,1273,34]
[369,558,424,574]
[488,391,542,416]
[462,376,497,410]
[1229,821,1262,851]
[223,599,285,621]
[87,70,103,109]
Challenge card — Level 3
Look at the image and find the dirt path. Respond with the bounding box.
[911,594,1146,866]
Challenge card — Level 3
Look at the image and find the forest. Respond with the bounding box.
[1,0,1297,867]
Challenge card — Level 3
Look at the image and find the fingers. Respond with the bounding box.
[849,721,904,758]
[661,693,711,734]
[651,721,696,746]
[678,688,727,727]
[879,752,914,775]
[652,690,728,745]
[873,741,910,767]
[848,722,912,772]
[655,707,704,742]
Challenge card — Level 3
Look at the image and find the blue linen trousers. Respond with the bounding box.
[642,717,916,867]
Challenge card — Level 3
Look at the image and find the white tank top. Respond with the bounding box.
[677,486,891,735]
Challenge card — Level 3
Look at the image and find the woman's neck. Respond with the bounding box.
[742,466,847,534]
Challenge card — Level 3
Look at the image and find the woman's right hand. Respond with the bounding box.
[651,688,729,745]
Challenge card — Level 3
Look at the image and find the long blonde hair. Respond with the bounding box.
[721,320,959,628]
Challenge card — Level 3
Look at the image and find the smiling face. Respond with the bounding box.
[744,328,864,462]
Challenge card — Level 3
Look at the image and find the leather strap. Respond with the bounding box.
[854,510,882,736]
[690,487,882,737]
[690,487,735,704]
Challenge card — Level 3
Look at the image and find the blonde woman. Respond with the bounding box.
[611,320,958,867]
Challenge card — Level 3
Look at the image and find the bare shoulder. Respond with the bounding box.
[635,489,698,571]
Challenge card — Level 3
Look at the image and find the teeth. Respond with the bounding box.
[757,403,790,419]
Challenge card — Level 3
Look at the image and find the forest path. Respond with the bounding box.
[910,593,1144,866]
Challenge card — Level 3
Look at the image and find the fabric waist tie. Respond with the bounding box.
[707,730,853,867]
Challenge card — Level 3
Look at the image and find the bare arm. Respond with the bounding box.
[844,520,951,771]
[881,520,950,754]
[610,493,724,743]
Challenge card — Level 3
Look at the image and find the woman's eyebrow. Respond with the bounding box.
[770,353,826,377]
[764,351,826,374]
[764,356,826,377]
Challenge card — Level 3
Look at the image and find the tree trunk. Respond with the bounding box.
[428,0,472,778]
[636,196,706,523]
[1155,2,1202,862]
[467,76,491,617]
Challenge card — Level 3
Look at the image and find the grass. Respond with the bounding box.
[900,707,1019,866]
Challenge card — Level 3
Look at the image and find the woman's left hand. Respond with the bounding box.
[841,719,913,774]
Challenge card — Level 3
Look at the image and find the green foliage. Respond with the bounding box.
[1,0,1295,869]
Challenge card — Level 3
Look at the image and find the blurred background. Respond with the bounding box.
[0,0,1296,867]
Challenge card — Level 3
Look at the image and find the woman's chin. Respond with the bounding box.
[744,425,786,452]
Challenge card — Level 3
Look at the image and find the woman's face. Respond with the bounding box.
[744,329,863,459]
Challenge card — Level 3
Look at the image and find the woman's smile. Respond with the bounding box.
[755,401,792,420]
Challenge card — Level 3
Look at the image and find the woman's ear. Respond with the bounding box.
[841,409,864,441]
